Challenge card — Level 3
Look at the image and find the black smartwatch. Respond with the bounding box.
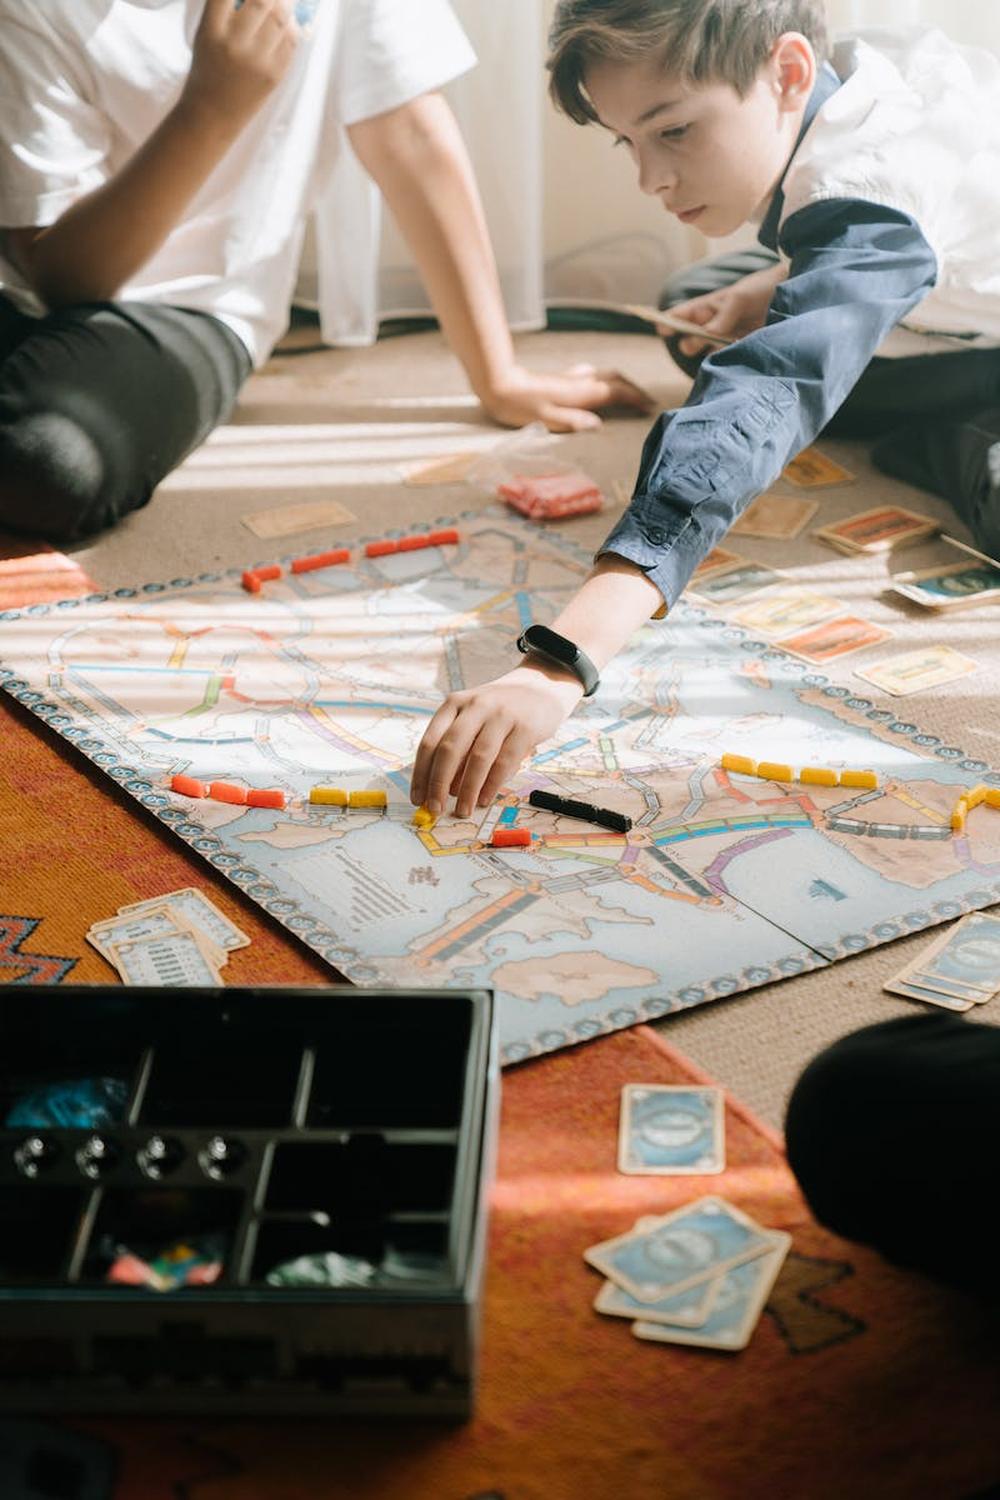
[516,624,600,698]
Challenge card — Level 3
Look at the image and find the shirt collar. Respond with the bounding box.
[757,60,842,251]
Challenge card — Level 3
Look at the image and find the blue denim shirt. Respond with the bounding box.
[599,64,939,608]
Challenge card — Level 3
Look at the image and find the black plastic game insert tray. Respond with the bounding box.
[0,985,498,1417]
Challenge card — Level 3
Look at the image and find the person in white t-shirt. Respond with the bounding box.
[0,0,650,541]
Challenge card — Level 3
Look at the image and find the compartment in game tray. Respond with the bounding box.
[0,1185,89,1283]
[138,1033,305,1127]
[264,1138,457,1216]
[79,1186,244,1288]
[0,1018,143,1129]
[305,1002,471,1128]
[249,1213,451,1287]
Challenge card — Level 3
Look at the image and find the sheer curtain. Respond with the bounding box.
[305,0,1000,347]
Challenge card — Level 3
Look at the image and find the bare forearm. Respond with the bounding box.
[23,98,246,307]
[547,555,666,669]
[348,94,515,402]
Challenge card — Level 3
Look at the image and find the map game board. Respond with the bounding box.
[3,509,999,1063]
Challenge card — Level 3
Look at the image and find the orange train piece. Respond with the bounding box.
[427,528,459,545]
[209,781,248,806]
[171,774,207,798]
[397,535,431,553]
[290,549,351,574]
[241,571,262,594]
[491,828,532,848]
[253,565,282,582]
[365,539,399,558]
[247,788,286,810]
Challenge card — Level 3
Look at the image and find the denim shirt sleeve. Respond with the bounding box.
[598,198,939,608]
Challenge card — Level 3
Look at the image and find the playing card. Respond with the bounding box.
[854,646,978,697]
[732,589,843,637]
[106,932,223,988]
[890,561,1000,611]
[118,888,250,951]
[882,977,974,1011]
[583,1196,773,1302]
[617,1085,725,1175]
[777,614,894,664]
[901,913,1000,998]
[594,1270,723,1327]
[782,449,855,488]
[815,506,938,554]
[906,970,993,1003]
[240,499,357,539]
[687,563,786,606]
[731,494,820,540]
[87,907,191,962]
[691,547,745,582]
[621,303,733,346]
[632,1233,791,1351]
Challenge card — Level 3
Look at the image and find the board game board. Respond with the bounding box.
[3,509,1000,1064]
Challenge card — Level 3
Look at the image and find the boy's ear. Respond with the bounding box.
[771,32,816,113]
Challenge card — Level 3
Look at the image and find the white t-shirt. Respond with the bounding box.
[0,0,475,364]
[781,27,1000,357]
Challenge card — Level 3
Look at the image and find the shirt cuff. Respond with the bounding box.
[596,501,706,612]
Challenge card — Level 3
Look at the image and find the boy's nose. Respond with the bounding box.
[637,153,677,198]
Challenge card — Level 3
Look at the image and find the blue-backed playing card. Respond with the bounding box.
[632,1233,791,1350]
[617,1084,725,1175]
[583,1195,774,1303]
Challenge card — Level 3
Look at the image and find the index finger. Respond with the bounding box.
[410,699,459,805]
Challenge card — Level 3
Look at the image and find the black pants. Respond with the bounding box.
[661,250,1000,559]
[0,293,251,543]
[785,1014,1000,1296]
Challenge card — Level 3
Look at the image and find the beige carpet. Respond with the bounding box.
[69,323,1000,1127]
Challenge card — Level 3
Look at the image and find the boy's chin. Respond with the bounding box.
[697,208,748,239]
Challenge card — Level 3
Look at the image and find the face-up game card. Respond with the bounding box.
[583,1196,773,1302]
[854,645,977,697]
[87,906,190,961]
[731,494,820,539]
[782,448,855,488]
[241,499,357,539]
[617,1085,725,1175]
[594,1271,722,1327]
[107,932,223,988]
[119,888,250,951]
[777,614,894,664]
[632,1233,791,1350]
[732,589,843,637]
[815,506,939,554]
[691,547,745,582]
[687,563,786,606]
[890,561,1000,611]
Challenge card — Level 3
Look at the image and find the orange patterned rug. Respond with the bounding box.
[3,541,999,1499]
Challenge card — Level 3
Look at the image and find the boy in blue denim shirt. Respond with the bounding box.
[412,0,1000,817]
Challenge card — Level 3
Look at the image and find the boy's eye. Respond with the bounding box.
[659,125,690,142]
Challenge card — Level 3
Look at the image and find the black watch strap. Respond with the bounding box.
[516,623,600,697]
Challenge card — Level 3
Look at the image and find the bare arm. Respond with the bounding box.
[410,557,663,816]
[10,0,299,308]
[348,93,652,432]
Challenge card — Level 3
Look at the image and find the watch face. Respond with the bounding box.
[524,624,578,666]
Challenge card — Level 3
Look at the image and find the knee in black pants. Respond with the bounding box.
[786,1012,1000,1295]
[0,405,117,542]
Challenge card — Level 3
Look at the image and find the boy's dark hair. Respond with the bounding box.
[548,0,829,122]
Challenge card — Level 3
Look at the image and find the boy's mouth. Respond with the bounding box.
[675,206,706,224]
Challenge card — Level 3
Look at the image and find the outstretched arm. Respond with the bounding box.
[410,198,939,814]
[347,92,652,433]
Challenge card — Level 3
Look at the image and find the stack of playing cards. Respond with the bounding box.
[585,1196,791,1352]
[890,560,1000,611]
[86,887,249,987]
[883,912,1000,1011]
[498,469,604,521]
[815,505,939,556]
